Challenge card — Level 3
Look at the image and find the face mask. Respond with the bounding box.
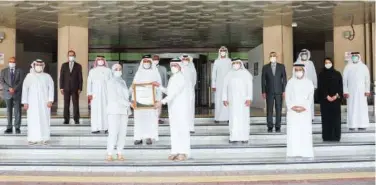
[113,71,122,77]
[325,63,332,69]
[220,51,226,57]
[143,63,151,69]
[270,57,276,63]
[183,61,189,66]
[352,56,359,63]
[171,66,179,74]
[232,64,241,70]
[295,71,304,78]
[301,55,308,61]
[35,66,43,73]
[97,60,104,66]
[9,63,15,68]
[152,60,159,65]
[68,56,75,62]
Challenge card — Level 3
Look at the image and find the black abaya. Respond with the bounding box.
[317,67,343,141]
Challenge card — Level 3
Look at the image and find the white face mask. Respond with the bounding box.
[301,55,308,61]
[325,63,332,69]
[152,60,159,65]
[220,51,226,57]
[270,57,277,63]
[171,66,179,74]
[35,66,43,73]
[143,63,151,69]
[183,61,189,66]
[295,71,304,78]
[9,63,15,68]
[113,71,122,77]
[97,60,104,66]
[232,64,241,70]
[68,56,75,62]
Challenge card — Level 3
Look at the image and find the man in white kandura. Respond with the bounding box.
[154,58,191,161]
[294,49,317,119]
[222,58,253,143]
[212,46,232,123]
[343,52,370,130]
[131,55,162,145]
[87,56,112,134]
[106,64,132,161]
[180,54,197,133]
[22,59,54,145]
[152,54,168,124]
[285,63,314,160]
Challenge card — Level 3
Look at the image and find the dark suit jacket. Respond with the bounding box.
[261,63,287,95]
[0,67,25,99]
[59,62,83,92]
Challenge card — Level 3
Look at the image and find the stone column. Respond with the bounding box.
[333,4,366,74]
[57,13,89,114]
[0,6,16,71]
[263,9,293,79]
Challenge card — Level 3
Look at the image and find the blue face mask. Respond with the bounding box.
[352,56,359,63]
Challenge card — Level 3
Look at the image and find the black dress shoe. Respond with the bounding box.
[229,140,236,144]
[4,129,12,134]
[104,130,108,134]
[146,138,152,145]
[267,128,273,133]
[75,122,80,125]
[15,129,21,134]
[214,121,220,124]
[190,131,195,134]
[63,122,69,125]
[358,128,366,131]
[275,128,281,133]
[241,141,249,144]
[91,131,100,134]
[134,140,143,145]
[158,120,164,124]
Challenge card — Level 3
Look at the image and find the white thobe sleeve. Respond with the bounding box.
[247,74,253,101]
[301,84,314,110]
[159,86,168,94]
[192,68,197,87]
[47,75,54,102]
[21,75,30,104]
[211,61,217,88]
[222,74,229,101]
[161,78,184,105]
[285,80,294,110]
[155,71,163,101]
[364,65,371,93]
[343,65,350,94]
[87,70,93,96]
[310,61,318,89]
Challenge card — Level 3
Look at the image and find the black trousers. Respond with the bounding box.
[63,89,80,123]
[266,94,282,129]
[5,97,22,129]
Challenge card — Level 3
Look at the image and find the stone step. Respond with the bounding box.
[1,144,374,160]
[4,126,375,136]
[0,132,373,146]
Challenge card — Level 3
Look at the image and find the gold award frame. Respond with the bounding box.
[132,82,156,109]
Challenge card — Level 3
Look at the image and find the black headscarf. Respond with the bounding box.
[318,57,343,99]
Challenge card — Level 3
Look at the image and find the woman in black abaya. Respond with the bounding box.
[317,58,343,141]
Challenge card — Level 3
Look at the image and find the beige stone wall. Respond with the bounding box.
[0,27,16,69]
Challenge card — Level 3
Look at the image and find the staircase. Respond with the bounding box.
[0,116,374,172]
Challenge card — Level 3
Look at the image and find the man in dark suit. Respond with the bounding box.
[0,57,25,134]
[59,50,83,124]
[261,52,287,133]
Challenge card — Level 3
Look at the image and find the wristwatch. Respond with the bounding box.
[336,94,340,99]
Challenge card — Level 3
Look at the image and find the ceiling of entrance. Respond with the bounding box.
[0,1,374,48]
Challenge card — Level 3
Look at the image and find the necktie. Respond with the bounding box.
[10,69,15,86]
[272,63,276,76]
[69,62,73,72]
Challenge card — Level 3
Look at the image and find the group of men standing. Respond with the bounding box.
[0,46,371,161]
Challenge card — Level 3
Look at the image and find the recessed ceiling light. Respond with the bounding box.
[292,22,298,27]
